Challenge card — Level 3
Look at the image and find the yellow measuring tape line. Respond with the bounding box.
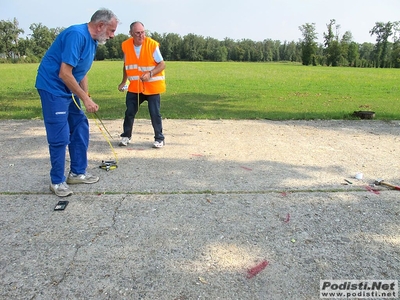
[71,94,118,168]
[92,116,119,164]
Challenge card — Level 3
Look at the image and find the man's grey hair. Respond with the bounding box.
[91,9,119,24]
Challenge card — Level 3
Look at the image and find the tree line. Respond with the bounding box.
[1,18,399,67]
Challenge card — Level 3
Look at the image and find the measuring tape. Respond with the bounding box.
[72,94,118,171]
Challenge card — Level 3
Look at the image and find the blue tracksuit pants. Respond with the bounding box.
[38,90,89,184]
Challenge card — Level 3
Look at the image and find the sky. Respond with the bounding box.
[1,0,400,44]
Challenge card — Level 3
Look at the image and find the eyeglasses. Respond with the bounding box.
[133,31,145,36]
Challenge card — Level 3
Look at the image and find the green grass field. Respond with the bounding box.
[1,61,399,120]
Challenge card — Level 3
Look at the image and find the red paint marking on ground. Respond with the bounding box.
[126,148,146,151]
[191,154,203,157]
[247,260,269,279]
[240,166,252,171]
[281,192,287,197]
[284,213,290,223]
[365,186,380,195]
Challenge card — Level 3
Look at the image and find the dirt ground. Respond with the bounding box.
[0,119,399,299]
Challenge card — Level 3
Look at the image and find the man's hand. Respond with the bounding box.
[118,82,128,92]
[140,71,152,82]
[84,97,99,113]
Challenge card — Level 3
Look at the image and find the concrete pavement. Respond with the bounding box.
[1,119,399,299]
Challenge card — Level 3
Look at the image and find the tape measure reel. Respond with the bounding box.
[99,160,118,171]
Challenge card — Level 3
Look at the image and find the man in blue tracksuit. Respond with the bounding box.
[35,9,119,197]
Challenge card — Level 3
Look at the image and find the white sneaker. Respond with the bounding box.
[67,172,99,184]
[153,140,165,148]
[119,137,130,146]
[50,182,73,197]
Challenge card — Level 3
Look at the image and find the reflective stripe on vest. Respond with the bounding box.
[127,75,165,82]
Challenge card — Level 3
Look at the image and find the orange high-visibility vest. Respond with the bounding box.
[122,37,166,95]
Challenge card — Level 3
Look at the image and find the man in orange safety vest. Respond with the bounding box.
[118,21,166,148]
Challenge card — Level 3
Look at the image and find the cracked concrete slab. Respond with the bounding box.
[0,119,399,299]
